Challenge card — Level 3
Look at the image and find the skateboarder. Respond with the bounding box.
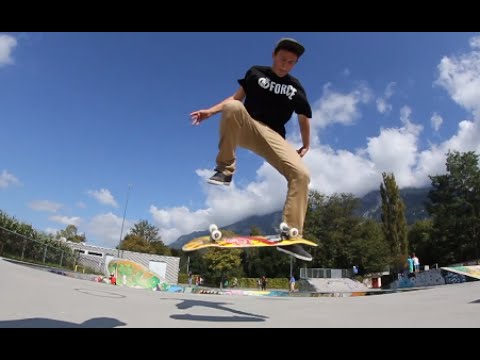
[190,37,313,261]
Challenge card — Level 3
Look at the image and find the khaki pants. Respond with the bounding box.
[215,100,310,234]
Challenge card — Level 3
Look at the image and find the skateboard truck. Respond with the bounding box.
[209,224,222,242]
[280,222,299,240]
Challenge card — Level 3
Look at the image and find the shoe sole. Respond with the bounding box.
[207,179,231,186]
[276,247,313,261]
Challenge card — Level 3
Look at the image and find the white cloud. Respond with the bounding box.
[399,106,423,136]
[435,36,480,120]
[0,34,17,67]
[311,83,372,133]
[44,228,59,236]
[376,82,396,114]
[342,68,350,77]
[49,215,82,227]
[384,82,396,99]
[470,36,480,49]
[29,200,63,213]
[431,113,443,131]
[86,212,133,248]
[376,98,391,114]
[87,188,118,207]
[0,170,19,189]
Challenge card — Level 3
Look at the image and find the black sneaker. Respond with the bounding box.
[277,245,313,261]
[207,171,232,186]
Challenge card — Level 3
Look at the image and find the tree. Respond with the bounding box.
[380,173,408,274]
[351,219,390,274]
[119,234,150,253]
[427,151,480,264]
[57,224,86,243]
[304,191,364,269]
[0,210,37,238]
[119,234,171,256]
[242,226,262,276]
[202,230,242,286]
[408,219,434,266]
[149,240,172,256]
[249,225,263,236]
[129,220,161,243]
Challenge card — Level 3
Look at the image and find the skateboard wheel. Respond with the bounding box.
[289,228,299,238]
[211,230,222,241]
[280,222,289,232]
[209,224,218,233]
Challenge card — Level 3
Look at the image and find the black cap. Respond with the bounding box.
[274,38,305,58]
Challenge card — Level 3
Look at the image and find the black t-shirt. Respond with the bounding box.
[238,65,312,138]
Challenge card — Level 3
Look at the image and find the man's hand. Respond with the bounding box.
[190,110,213,126]
[297,146,309,158]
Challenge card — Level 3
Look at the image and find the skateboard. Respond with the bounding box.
[182,223,317,252]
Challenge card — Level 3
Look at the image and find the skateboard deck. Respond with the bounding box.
[182,235,317,252]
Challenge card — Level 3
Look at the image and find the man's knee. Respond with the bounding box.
[292,166,310,185]
[222,100,245,115]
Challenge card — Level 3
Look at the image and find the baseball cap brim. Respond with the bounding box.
[275,38,305,57]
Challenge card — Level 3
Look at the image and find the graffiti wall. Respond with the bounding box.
[393,266,480,289]
[441,265,480,281]
[106,259,183,292]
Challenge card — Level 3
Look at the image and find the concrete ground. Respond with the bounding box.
[1,257,479,328]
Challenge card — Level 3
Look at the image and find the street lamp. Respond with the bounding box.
[117,184,132,258]
[290,255,294,277]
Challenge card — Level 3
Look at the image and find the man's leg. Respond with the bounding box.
[239,119,312,261]
[214,100,254,176]
[239,122,310,234]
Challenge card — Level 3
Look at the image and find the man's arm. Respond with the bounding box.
[190,87,246,125]
[297,114,310,158]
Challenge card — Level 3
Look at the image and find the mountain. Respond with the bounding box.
[358,187,430,223]
[169,187,431,249]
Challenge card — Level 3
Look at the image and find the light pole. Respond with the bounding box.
[117,184,132,258]
[289,255,294,277]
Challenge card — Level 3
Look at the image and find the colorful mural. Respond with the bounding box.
[441,265,480,280]
[107,259,183,292]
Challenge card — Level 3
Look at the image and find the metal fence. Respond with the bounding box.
[0,226,78,269]
[300,268,353,279]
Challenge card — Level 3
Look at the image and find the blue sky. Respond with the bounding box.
[1,32,480,247]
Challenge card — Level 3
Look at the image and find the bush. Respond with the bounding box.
[238,277,289,289]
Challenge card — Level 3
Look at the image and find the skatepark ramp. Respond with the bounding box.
[298,267,367,295]
[298,278,368,294]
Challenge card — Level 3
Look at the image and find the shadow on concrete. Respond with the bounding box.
[75,288,126,299]
[165,298,268,323]
[0,317,126,328]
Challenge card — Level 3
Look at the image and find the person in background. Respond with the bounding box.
[109,273,116,285]
[289,275,296,292]
[261,276,267,291]
[412,253,420,273]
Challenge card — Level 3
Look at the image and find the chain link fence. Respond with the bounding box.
[0,226,78,269]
